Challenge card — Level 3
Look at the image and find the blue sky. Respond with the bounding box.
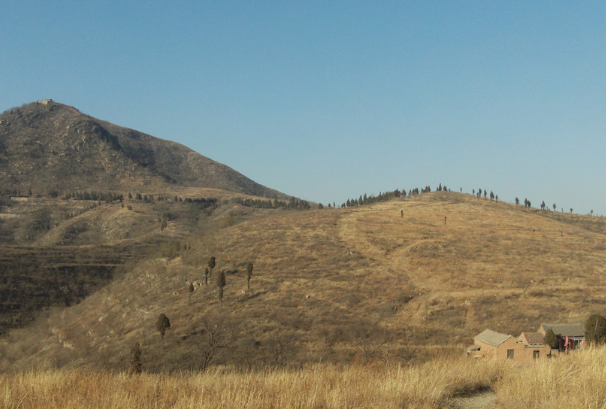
[2,1,605,214]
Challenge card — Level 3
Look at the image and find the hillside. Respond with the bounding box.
[0,99,305,334]
[2,191,605,372]
[0,100,287,198]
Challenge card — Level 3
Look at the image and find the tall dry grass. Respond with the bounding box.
[495,345,606,408]
[0,357,504,409]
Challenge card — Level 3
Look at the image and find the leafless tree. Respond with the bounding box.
[191,320,232,371]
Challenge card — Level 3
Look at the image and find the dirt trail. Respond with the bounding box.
[447,391,497,408]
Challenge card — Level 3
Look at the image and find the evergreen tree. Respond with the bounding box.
[247,262,254,291]
[543,328,558,349]
[208,256,216,275]
[156,313,171,346]
[188,282,194,305]
[584,314,606,345]
[217,272,226,307]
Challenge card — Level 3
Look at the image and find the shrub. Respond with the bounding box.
[217,272,226,307]
[247,262,253,291]
[543,328,558,349]
[129,342,142,374]
[584,314,606,345]
[156,313,171,343]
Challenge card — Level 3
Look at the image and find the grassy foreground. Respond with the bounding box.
[496,345,606,408]
[5,347,606,408]
[0,357,503,409]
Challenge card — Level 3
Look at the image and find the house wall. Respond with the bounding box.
[494,338,525,362]
[474,337,551,364]
[474,340,497,358]
[520,346,551,364]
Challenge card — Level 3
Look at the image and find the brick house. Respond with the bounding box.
[468,328,550,364]
[538,323,584,352]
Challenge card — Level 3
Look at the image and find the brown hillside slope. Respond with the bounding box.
[1,191,605,371]
[0,100,287,199]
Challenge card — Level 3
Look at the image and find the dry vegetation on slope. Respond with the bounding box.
[1,191,605,372]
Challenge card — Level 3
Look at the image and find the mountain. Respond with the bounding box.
[0,99,287,199]
[0,99,304,335]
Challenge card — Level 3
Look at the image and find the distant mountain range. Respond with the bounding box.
[0,99,287,199]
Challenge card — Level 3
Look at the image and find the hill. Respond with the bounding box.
[0,99,287,198]
[2,191,605,372]
[0,99,306,335]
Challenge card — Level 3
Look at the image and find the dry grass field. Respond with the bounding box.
[0,191,605,373]
[2,346,606,408]
[0,358,504,408]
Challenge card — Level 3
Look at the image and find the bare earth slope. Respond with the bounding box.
[0,100,287,198]
[2,191,604,371]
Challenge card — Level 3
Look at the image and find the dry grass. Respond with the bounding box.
[4,344,606,408]
[0,357,504,409]
[495,345,606,408]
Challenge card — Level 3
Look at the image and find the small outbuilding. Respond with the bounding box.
[468,328,550,364]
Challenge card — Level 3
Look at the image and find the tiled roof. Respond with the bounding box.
[474,329,511,347]
[541,323,584,337]
[521,332,545,345]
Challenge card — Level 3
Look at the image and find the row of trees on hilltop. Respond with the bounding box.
[472,189,499,202]
[321,184,451,209]
[238,197,311,210]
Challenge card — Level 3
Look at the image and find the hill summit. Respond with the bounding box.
[0,100,286,198]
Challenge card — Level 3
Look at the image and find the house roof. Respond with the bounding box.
[474,329,512,347]
[541,323,584,337]
[521,332,545,345]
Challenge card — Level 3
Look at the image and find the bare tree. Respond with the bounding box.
[191,320,232,371]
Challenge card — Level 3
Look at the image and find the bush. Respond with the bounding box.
[543,328,558,349]
[584,314,606,345]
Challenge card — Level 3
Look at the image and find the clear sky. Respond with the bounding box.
[2,1,605,215]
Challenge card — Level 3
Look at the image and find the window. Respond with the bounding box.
[507,349,514,359]
[533,350,540,359]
